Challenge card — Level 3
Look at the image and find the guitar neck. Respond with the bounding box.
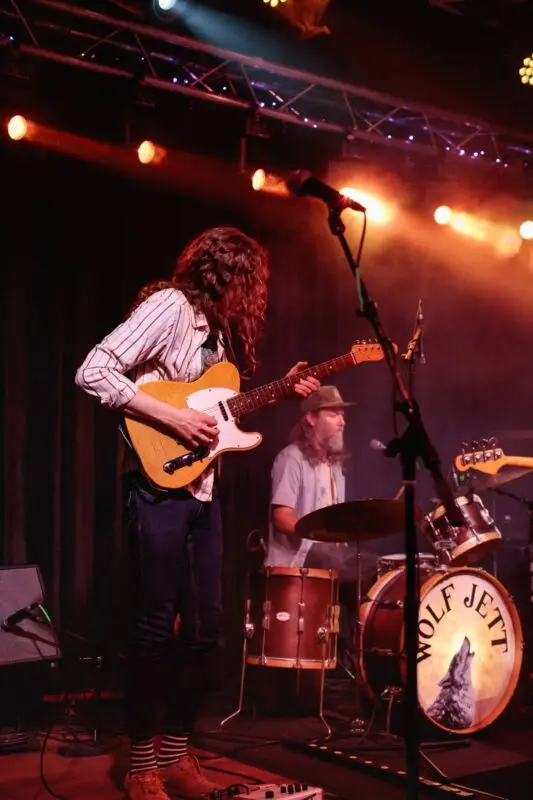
[227,351,356,418]
[501,456,533,471]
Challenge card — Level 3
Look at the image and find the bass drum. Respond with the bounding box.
[359,567,523,735]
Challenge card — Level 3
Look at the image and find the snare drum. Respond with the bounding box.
[359,567,522,734]
[246,566,339,669]
[376,553,440,578]
[422,493,501,565]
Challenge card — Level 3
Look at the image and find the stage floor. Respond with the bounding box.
[2,674,533,800]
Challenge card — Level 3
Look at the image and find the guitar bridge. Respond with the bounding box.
[163,446,209,474]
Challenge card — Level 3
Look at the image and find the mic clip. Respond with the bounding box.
[401,325,423,363]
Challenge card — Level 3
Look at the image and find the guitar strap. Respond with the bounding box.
[220,325,240,371]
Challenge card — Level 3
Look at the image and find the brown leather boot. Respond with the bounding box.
[125,770,171,799]
[160,755,222,798]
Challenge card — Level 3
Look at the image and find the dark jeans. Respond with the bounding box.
[124,478,223,741]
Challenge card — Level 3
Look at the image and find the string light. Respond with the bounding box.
[518,54,533,86]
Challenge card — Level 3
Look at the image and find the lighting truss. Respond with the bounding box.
[1,0,533,170]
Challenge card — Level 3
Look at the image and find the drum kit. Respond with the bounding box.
[222,487,524,739]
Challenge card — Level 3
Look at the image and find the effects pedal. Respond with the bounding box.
[217,783,323,799]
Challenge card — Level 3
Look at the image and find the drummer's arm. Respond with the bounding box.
[272,505,299,536]
[270,450,302,536]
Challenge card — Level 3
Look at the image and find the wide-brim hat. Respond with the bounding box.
[301,385,356,414]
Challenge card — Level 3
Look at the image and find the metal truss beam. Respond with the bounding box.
[1,0,532,171]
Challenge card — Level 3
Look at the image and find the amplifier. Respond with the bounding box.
[225,783,323,799]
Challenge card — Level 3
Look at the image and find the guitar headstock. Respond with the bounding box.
[454,437,505,475]
[351,339,399,363]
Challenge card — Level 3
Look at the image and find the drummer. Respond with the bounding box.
[265,385,377,591]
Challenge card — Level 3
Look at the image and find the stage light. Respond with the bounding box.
[520,220,533,240]
[340,187,393,225]
[7,115,28,141]
[138,140,155,164]
[156,0,177,10]
[519,54,533,85]
[263,0,288,7]
[250,168,289,196]
[137,140,165,165]
[434,205,452,225]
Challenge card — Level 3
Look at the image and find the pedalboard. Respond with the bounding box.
[218,783,323,799]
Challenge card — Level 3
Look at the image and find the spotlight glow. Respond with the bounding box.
[7,115,28,141]
[340,187,393,225]
[520,220,533,240]
[137,140,156,164]
[251,169,289,197]
[156,0,177,10]
[252,169,266,191]
[434,206,452,225]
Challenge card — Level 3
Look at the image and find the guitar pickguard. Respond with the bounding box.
[186,386,262,457]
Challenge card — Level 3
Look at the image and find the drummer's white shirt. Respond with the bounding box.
[266,444,345,567]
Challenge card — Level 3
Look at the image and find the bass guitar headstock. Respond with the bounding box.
[454,437,505,476]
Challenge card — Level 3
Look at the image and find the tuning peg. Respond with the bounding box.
[470,440,479,452]
[488,436,498,447]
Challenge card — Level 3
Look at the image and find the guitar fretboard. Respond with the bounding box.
[227,351,357,418]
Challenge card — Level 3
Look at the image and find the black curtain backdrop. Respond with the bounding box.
[3,134,533,672]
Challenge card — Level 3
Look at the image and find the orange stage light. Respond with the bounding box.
[7,115,29,141]
[519,220,533,240]
[340,187,393,225]
[434,206,452,225]
[137,140,165,165]
[251,169,289,197]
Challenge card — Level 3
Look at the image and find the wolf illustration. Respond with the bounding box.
[427,637,475,730]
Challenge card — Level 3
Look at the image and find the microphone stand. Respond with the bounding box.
[325,207,463,800]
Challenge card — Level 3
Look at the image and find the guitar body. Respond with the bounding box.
[124,362,262,490]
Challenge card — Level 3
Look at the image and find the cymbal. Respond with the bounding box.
[295,499,420,543]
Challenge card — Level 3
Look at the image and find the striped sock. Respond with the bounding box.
[130,739,158,775]
[157,734,189,769]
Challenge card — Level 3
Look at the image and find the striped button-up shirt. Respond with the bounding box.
[75,288,226,501]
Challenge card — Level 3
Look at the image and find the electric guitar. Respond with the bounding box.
[454,439,533,478]
[124,340,396,490]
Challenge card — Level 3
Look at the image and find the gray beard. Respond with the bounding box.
[325,433,344,455]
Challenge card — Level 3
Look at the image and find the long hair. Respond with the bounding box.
[290,413,349,468]
[129,226,269,374]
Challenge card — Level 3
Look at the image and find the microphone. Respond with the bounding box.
[287,170,366,213]
[1,602,41,631]
[417,299,426,365]
[370,438,420,470]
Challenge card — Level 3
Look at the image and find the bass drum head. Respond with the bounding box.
[361,567,523,735]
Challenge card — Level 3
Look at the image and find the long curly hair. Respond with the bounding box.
[129,226,269,374]
[290,413,349,468]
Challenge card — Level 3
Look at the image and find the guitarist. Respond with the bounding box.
[75,226,319,800]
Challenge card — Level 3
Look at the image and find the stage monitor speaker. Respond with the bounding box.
[0,565,61,666]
